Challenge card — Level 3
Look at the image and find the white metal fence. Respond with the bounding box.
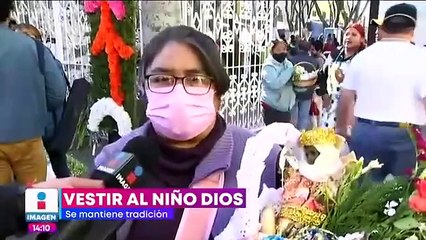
[12,1,91,82]
[13,0,275,129]
[182,1,275,128]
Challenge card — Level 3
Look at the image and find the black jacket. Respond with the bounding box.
[0,183,26,239]
[316,48,346,96]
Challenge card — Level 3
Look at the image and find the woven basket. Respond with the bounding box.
[293,61,318,89]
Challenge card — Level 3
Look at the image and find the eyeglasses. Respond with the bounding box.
[145,74,213,95]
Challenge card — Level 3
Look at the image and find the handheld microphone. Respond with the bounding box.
[90,136,160,188]
[49,136,160,240]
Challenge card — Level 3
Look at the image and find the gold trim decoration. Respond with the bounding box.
[299,128,339,146]
[280,206,327,226]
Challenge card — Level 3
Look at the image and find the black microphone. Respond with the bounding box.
[90,136,159,188]
[48,136,160,240]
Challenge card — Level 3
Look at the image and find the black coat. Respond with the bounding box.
[0,183,26,239]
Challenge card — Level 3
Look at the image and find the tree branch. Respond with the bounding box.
[328,0,335,22]
[312,0,329,27]
[347,0,362,24]
[307,1,315,19]
[334,0,344,27]
[284,0,295,32]
[357,0,370,22]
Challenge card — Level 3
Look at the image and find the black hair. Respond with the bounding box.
[8,18,17,26]
[277,29,286,40]
[382,16,415,34]
[139,25,230,96]
[0,0,14,23]
[298,40,311,52]
[312,40,323,52]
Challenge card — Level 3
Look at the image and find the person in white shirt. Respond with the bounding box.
[336,3,426,181]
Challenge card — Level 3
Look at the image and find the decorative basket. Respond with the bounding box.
[293,62,318,90]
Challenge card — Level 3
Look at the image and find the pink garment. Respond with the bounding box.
[83,0,126,20]
[175,171,224,240]
[146,86,216,141]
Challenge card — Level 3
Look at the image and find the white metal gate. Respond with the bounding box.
[182,1,275,128]
[12,1,91,82]
[13,1,275,129]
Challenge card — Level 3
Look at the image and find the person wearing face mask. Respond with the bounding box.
[260,40,295,125]
[94,26,282,240]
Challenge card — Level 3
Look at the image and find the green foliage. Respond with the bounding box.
[323,177,416,239]
[87,1,138,130]
[67,154,88,177]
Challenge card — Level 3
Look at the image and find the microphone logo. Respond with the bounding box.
[37,192,46,210]
[126,166,143,185]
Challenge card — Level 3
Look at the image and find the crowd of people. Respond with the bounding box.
[261,2,425,181]
[262,24,366,131]
[0,0,426,239]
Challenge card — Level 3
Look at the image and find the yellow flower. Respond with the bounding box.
[300,128,339,146]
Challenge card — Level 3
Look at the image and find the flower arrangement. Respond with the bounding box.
[293,65,307,82]
[84,0,134,106]
[87,97,132,137]
[85,0,138,133]
[259,127,426,240]
[292,63,318,89]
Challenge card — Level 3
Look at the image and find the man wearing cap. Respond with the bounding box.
[336,3,426,181]
[370,18,384,41]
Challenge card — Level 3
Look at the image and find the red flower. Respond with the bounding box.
[416,179,426,198]
[405,168,414,176]
[409,179,426,213]
[411,127,426,161]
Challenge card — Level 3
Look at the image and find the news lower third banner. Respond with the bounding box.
[62,208,174,220]
[25,188,246,221]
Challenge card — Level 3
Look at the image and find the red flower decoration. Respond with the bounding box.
[90,1,134,106]
[411,127,426,161]
[409,179,426,213]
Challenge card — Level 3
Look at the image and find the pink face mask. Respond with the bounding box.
[146,86,217,141]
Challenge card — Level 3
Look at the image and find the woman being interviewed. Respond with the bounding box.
[261,40,295,125]
[317,23,366,129]
[95,26,281,240]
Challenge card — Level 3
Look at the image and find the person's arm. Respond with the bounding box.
[336,60,359,137]
[416,78,426,113]
[0,179,103,238]
[316,64,329,96]
[42,47,67,111]
[261,63,294,90]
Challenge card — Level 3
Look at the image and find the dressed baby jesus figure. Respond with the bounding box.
[276,128,348,237]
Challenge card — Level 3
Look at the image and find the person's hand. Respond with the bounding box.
[32,177,104,189]
[335,127,351,140]
[322,94,332,111]
[306,77,317,86]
